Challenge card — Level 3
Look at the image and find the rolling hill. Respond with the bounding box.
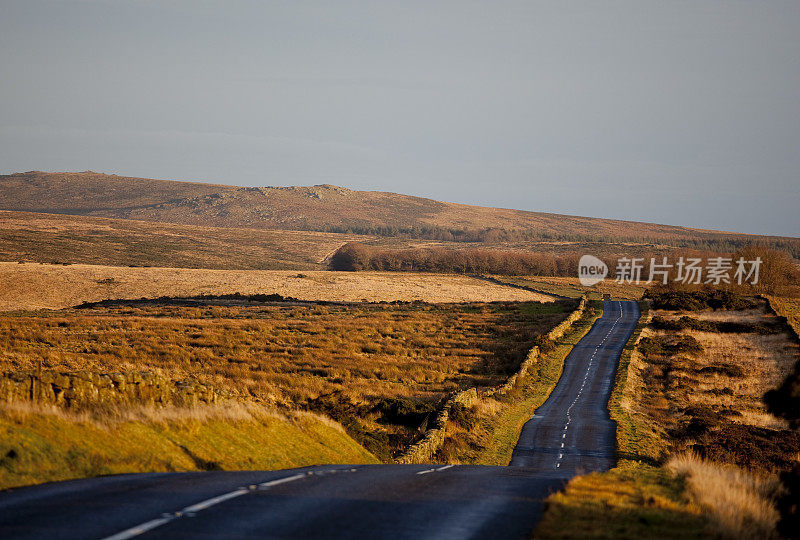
[1,171,798,257]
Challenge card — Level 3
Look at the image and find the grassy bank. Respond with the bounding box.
[537,293,800,538]
[0,403,378,491]
[535,301,709,539]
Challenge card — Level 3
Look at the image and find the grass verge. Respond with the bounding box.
[535,300,710,539]
[471,300,603,466]
[0,403,378,491]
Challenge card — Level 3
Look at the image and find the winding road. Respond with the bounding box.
[0,300,639,539]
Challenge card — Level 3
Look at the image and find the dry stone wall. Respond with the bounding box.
[395,296,588,464]
[0,370,221,409]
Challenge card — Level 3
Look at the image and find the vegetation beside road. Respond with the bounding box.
[0,402,377,491]
[0,298,572,462]
[467,301,602,466]
[538,290,800,538]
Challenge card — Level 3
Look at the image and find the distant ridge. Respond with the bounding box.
[1,171,797,255]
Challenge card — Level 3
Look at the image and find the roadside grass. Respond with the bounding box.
[0,402,378,491]
[538,295,800,538]
[536,461,706,539]
[609,302,669,464]
[667,452,781,540]
[536,301,709,539]
[433,300,603,466]
[766,295,800,337]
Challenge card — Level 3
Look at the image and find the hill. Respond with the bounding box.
[1,171,798,255]
[0,210,365,270]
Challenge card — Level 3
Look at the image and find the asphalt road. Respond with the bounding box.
[0,300,639,540]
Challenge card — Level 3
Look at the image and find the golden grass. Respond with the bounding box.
[0,300,570,459]
[536,461,706,539]
[0,262,554,311]
[0,210,366,270]
[766,295,800,337]
[494,275,647,300]
[649,308,798,431]
[614,311,672,463]
[667,453,781,539]
[0,400,378,491]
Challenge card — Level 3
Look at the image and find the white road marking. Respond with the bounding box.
[182,488,249,514]
[259,473,307,488]
[417,464,456,475]
[101,473,310,540]
[552,301,629,472]
[103,517,173,540]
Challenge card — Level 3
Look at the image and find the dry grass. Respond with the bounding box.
[0,262,554,311]
[627,303,800,474]
[495,275,647,300]
[0,400,378,491]
[0,300,570,459]
[645,307,798,432]
[767,295,800,337]
[0,399,345,432]
[536,461,706,539]
[0,210,367,270]
[667,452,781,539]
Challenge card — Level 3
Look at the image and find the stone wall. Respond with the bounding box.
[395,388,478,465]
[0,370,222,409]
[488,295,587,398]
[395,296,588,464]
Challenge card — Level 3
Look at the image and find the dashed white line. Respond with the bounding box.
[103,518,173,540]
[101,472,311,540]
[181,488,250,514]
[555,301,626,471]
[417,464,456,475]
[259,473,307,488]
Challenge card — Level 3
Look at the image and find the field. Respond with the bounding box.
[0,262,554,311]
[493,275,648,300]
[0,299,573,460]
[537,294,800,538]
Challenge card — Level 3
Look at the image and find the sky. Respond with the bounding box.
[1,1,799,237]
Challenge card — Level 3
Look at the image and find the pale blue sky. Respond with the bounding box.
[1,1,799,236]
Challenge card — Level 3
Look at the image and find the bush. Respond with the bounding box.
[327,243,584,276]
[651,315,779,334]
[644,288,753,311]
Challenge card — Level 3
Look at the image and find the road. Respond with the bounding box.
[0,300,639,540]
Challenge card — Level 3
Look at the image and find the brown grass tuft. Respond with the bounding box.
[667,452,781,539]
